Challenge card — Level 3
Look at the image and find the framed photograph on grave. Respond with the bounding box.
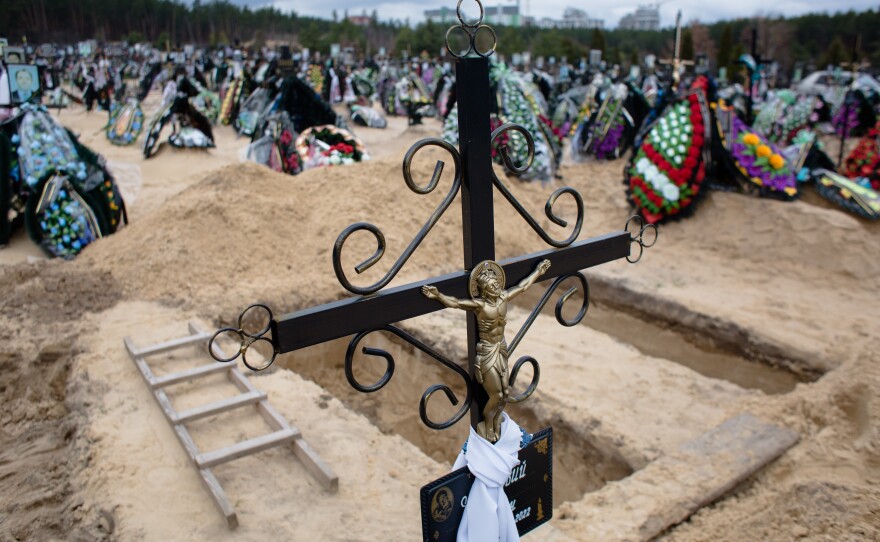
[7,64,40,104]
[4,46,25,65]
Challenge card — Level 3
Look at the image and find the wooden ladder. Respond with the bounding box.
[124,322,338,529]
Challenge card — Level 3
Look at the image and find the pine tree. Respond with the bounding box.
[681,29,695,61]
[717,25,733,77]
[590,28,606,54]
[820,36,846,68]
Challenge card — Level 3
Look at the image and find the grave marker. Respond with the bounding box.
[212,1,656,538]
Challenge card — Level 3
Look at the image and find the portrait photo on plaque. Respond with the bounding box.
[4,46,25,65]
[7,64,40,104]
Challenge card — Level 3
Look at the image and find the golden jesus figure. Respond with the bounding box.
[422,259,551,442]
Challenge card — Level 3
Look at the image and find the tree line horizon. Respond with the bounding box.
[3,0,877,76]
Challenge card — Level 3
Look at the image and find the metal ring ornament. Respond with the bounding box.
[332,138,462,296]
[344,325,473,430]
[445,0,497,59]
[625,215,659,264]
[209,304,278,371]
[490,123,585,248]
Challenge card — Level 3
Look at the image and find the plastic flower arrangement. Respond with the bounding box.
[590,95,628,160]
[777,97,818,144]
[488,116,509,162]
[277,129,302,175]
[219,79,245,125]
[626,91,707,223]
[832,104,860,139]
[106,102,145,146]
[444,64,556,181]
[731,123,797,196]
[193,90,221,124]
[307,65,325,95]
[297,126,369,170]
[713,103,797,198]
[842,121,880,190]
[538,114,565,164]
[495,65,554,180]
[37,183,99,259]
[18,108,88,189]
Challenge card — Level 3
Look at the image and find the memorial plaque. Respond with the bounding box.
[420,428,553,542]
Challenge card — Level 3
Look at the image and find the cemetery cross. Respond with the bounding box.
[658,11,694,90]
[838,35,868,168]
[210,1,657,539]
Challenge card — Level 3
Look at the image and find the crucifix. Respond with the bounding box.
[737,27,773,125]
[211,2,656,539]
[837,35,869,168]
[658,12,694,90]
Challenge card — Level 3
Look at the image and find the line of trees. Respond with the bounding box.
[2,0,878,73]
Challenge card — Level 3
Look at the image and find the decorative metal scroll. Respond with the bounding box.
[444,0,498,59]
[506,272,590,404]
[344,325,472,430]
[491,123,585,247]
[332,139,462,296]
[508,273,590,354]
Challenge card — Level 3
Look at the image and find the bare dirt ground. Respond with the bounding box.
[0,96,878,541]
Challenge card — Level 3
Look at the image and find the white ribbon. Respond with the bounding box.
[452,413,522,542]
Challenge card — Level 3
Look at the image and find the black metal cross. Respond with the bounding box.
[212,0,655,530]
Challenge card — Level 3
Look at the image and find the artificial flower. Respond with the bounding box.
[769,155,785,170]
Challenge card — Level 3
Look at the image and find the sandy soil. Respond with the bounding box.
[1,95,878,541]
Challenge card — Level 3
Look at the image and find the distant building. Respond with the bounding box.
[347,15,372,26]
[618,4,661,31]
[535,7,603,29]
[425,4,522,27]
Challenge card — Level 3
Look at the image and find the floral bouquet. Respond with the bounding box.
[296,125,369,170]
[625,91,708,223]
[715,103,798,199]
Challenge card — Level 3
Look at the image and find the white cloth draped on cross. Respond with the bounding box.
[452,413,522,542]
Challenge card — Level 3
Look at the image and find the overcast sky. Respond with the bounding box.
[229,0,878,27]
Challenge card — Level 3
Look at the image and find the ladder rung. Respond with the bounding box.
[173,391,268,425]
[152,363,231,389]
[135,333,212,358]
[196,428,300,469]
